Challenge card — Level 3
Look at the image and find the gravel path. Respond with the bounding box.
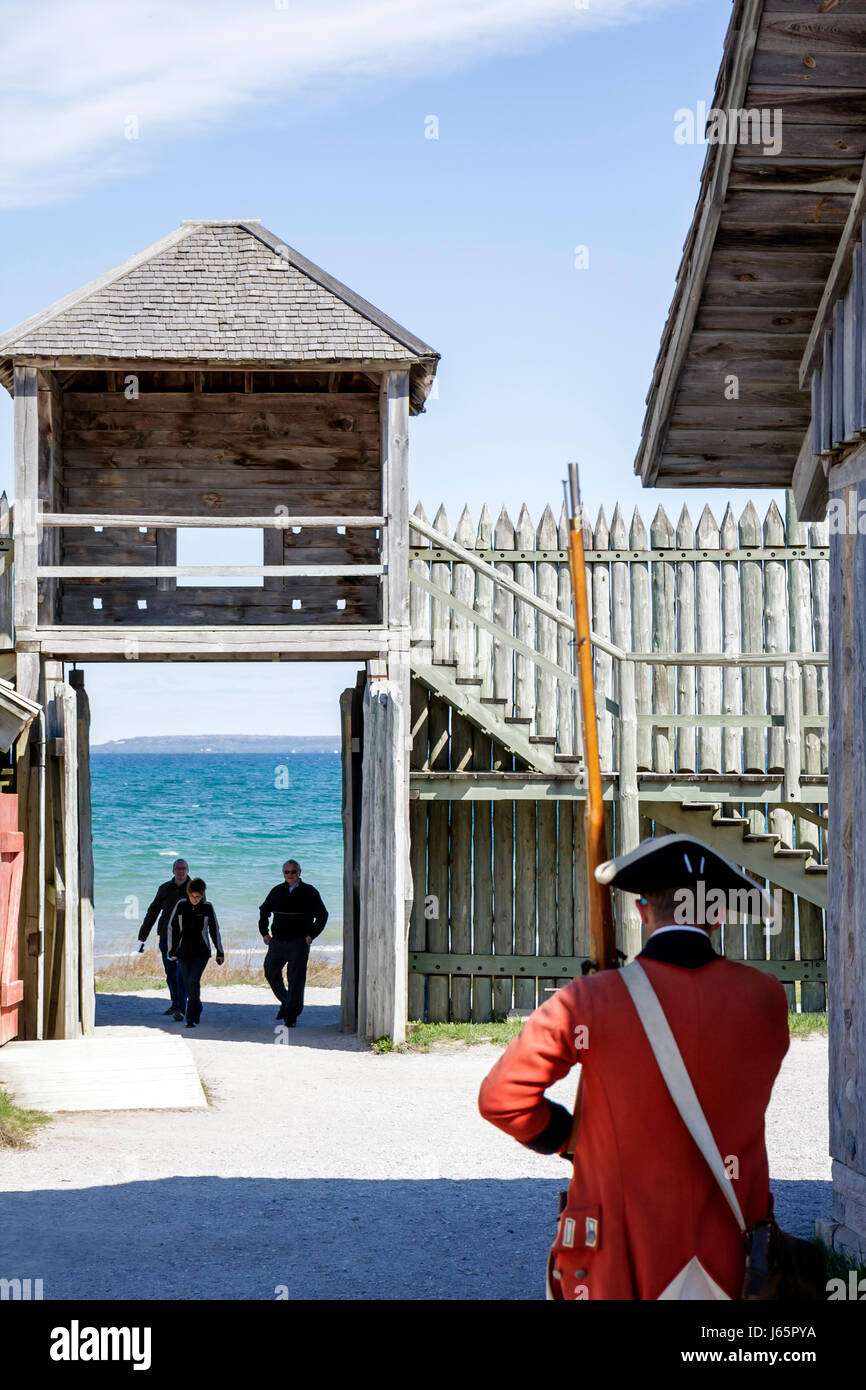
[0,986,831,1300]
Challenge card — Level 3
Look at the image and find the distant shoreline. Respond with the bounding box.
[92,735,341,755]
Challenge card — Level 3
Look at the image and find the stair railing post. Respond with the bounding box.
[615,652,643,959]
[783,658,802,805]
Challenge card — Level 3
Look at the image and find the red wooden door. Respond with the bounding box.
[0,794,24,1045]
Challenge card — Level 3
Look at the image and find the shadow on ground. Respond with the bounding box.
[0,1177,560,1300]
[95,991,365,1050]
[0,1177,830,1300]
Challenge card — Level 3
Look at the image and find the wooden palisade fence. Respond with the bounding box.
[407,494,829,1022]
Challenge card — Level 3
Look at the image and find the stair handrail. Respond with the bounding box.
[409,513,626,663]
[410,569,585,694]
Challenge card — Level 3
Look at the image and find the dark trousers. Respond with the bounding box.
[160,937,187,1012]
[177,954,209,1024]
[264,938,309,1021]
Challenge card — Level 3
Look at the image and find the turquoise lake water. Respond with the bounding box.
[91,753,344,961]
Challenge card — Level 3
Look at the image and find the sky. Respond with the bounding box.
[0,0,779,740]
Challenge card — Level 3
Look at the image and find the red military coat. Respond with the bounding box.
[478,929,790,1300]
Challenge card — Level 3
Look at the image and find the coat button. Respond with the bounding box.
[575,1269,587,1278]
[552,1270,562,1280]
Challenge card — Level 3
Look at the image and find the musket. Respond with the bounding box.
[564,463,616,975]
[562,463,616,1158]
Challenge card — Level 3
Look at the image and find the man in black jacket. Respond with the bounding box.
[259,860,328,1026]
[138,858,191,1017]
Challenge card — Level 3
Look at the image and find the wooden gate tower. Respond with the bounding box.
[0,219,438,1044]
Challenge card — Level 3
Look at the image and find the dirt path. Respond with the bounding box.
[0,986,831,1301]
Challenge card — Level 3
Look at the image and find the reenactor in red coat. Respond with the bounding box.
[478,835,790,1300]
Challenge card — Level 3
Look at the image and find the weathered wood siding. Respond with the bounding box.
[827,477,866,1249]
[58,386,382,625]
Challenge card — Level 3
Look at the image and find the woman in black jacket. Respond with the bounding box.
[166,878,224,1027]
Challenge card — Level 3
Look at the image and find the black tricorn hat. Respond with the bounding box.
[595,833,765,904]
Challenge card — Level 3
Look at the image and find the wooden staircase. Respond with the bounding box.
[643,800,827,909]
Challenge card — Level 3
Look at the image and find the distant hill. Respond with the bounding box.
[91,734,341,755]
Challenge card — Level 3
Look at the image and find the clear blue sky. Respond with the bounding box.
[1,0,779,740]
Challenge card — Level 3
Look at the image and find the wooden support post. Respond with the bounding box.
[739,503,764,773]
[827,490,866,1253]
[616,656,642,960]
[43,663,64,1038]
[358,671,408,1043]
[769,884,796,1009]
[472,729,493,1022]
[15,671,44,1040]
[408,679,429,1022]
[339,683,362,1032]
[475,507,494,702]
[492,508,515,706]
[720,506,743,775]
[650,506,674,774]
[450,712,472,1021]
[675,506,696,774]
[514,506,535,722]
[13,367,39,641]
[536,798,557,1004]
[610,506,641,958]
[70,670,94,1036]
[630,509,652,772]
[536,505,559,1001]
[426,696,450,1022]
[536,506,558,740]
[765,502,788,774]
[592,508,613,772]
[381,371,410,634]
[572,801,588,957]
[783,660,802,805]
[557,504,576,758]
[556,798,575,956]
[61,678,79,1038]
[491,733,514,1019]
[512,799,536,1011]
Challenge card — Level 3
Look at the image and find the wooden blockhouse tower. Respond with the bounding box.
[0,218,439,1045]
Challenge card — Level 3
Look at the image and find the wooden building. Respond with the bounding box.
[0,218,438,1044]
[636,0,866,1261]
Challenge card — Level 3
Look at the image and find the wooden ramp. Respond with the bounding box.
[0,1034,207,1112]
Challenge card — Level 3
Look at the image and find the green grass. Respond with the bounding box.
[0,1086,49,1149]
[372,1020,524,1054]
[788,1011,827,1038]
[372,1014,826,1054]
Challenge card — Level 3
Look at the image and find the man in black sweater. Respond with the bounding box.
[258,859,328,1026]
[138,858,191,1017]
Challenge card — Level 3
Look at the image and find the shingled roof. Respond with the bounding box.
[0,220,439,409]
